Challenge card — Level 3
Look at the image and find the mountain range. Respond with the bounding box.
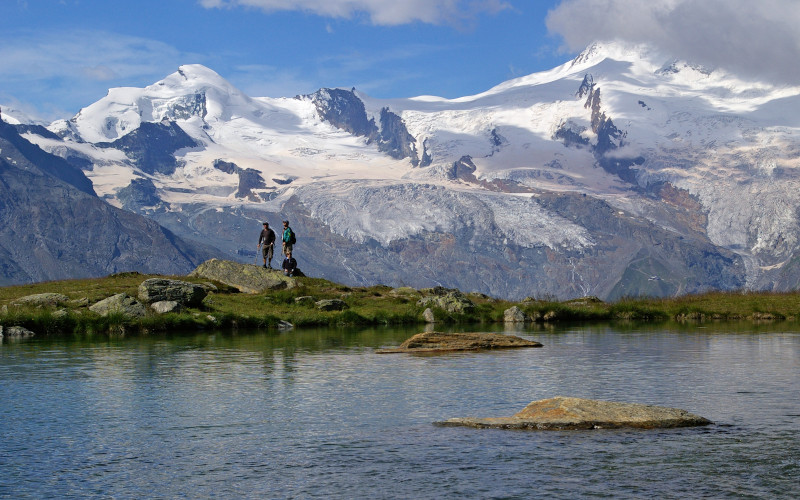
[6,41,800,299]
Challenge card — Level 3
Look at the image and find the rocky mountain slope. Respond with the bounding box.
[15,41,800,299]
[0,118,214,285]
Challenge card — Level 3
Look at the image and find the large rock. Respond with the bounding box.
[150,300,182,314]
[376,331,542,354]
[434,396,712,430]
[2,325,36,339]
[89,293,147,318]
[137,278,207,307]
[315,299,348,311]
[417,287,475,314]
[14,293,70,308]
[189,259,298,293]
[503,306,528,323]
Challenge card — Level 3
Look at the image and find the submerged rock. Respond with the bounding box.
[189,259,298,293]
[376,331,542,354]
[434,396,712,430]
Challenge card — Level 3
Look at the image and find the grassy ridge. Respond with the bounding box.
[2,272,800,337]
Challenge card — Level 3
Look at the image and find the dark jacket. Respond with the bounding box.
[282,256,297,273]
[259,228,275,246]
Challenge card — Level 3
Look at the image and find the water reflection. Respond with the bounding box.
[1,322,798,498]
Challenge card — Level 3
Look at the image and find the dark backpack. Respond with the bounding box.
[288,228,296,245]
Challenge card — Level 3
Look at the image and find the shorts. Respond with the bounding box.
[283,243,293,256]
[262,244,274,261]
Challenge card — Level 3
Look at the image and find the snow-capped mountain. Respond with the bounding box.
[20,41,800,299]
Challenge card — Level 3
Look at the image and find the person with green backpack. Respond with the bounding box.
[281,219,296,256]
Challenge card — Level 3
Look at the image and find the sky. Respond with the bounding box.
[2,0,800,122]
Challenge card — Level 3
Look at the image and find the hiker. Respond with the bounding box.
[257,221,276,269]
[282,251,297,277]
[281,220,296,256]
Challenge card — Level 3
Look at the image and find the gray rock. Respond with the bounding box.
[138,278,207,307]
[417,290,475,314]
[504,306,528,323]
[14,293,70,308]
[423,308,436,323]
[434,396,712,430]
[189,259,298,293]
[294,296,316,305]
[277,320,294,330]
[315,299,348,311]
[4,326,36,339]
[150,300,182,314]
[89,293,147,318]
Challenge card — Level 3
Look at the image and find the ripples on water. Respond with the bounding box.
[1,324,798,499]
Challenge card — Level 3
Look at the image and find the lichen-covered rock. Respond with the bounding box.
[4,326,36,339]
[14,293,70,308]
[504,306,528,323]
[138,278,207,306]
[417,288,475,314]
[423,308,436,323]
[434,396,712,430]
[150,300,182,314]
[189,259,298,293]
[315,299,348,311]
[376,331,542,354]
[89,293,147,318]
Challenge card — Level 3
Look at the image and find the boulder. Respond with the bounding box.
[189,259,298,293]
[503,306,528,323]
[376,331,542,354]
[89,293,147,318]
[434,396,712,430]
[138,278,207,307]
[3,325,36,339]
[422,308,436,323]
[14,293,70,308]
[315,299,348,311]
[150,300,182,314]
[417,288,475,314]
[294,296,316,305]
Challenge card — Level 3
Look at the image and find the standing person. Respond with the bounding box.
[282,251,297,277]
[281,220,296,257]
[257,221,276,269]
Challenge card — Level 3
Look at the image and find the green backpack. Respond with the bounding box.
[287,228,296,245]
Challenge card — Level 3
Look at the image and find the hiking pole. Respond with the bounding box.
[255,246,259,266]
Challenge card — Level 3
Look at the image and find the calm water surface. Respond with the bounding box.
[1,323,798,499]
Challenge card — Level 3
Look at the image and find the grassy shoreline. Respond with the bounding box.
[2,271,800,338]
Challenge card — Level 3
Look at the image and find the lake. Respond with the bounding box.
[1,323,798,499]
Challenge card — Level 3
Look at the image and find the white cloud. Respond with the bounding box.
[546,0,800,84]
[199,0,510,26]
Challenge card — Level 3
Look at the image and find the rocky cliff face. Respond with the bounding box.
[0,119,214,285]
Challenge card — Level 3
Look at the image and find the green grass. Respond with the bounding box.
[3,272,800,338]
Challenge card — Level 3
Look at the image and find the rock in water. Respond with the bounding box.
[376,331,542,354]
[434,396,712,430]
[189,259,297,293]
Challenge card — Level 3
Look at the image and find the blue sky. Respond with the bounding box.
[2,0,799,121]
[0,0,568,120]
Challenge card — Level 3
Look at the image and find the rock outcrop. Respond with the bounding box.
[434,396,712,430]
[315,299,348,311]
[376,331,542,354]
[417,287,475,314]
[503,306,528,323]
[189,259,298,293]
[137,278,207,307]
[89,293,147,318]
[14,293,70,308]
